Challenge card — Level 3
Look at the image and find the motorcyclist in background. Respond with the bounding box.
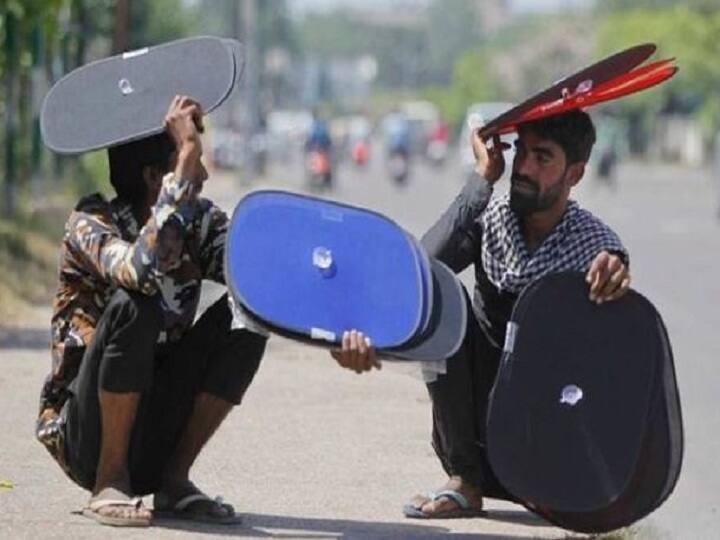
[304,110,333,191]
[382,111,412,184]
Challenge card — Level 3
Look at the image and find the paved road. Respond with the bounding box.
[1,148,718,539]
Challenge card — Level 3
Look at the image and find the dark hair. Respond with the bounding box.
[518,110,596,164]
[108,132,176,203]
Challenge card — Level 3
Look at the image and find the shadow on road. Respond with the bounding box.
[152,512,540,538]
[0,327,50,350]
[481,509,550,528]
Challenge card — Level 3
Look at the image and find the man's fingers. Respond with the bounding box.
[357,331,371,372]
[189,105,205,133]
[348,330,362,373]
[365,337,381,370]
[605,275,632,302]
[175,96,205,128]
[587,252,610,300]
[339,330,352,368]
[590,266,607,298]
[586,252,603,281]
[177,95,200,109]
[607,255,623,274]
[334,330,379,373]
[598,266,626,300]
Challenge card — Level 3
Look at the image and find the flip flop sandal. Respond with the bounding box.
[403,491,434,518]
[82,487,151,527]
[154,491,242,525]
[403,489,485,519]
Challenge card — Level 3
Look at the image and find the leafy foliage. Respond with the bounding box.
[596,4,720,139]
[0,0,196,217]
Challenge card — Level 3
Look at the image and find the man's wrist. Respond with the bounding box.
[177,142,200,166]
[158,172,193,207]
[475,166,501,184]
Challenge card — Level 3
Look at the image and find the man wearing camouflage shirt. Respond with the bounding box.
[36,95,267,526]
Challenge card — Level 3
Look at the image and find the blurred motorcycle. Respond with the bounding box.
[306,149,333,192]
[387,149,409,185]
[426,121,450,167]
[426,138,448,167]
[350,139,370,167]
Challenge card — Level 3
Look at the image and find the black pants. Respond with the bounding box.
[63,289,267,495]
[427,294,514,500]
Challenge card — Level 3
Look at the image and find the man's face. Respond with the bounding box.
[510,129,577,216]
[144,149,209,206]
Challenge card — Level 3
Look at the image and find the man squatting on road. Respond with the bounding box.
[35,96,268,526]
[331,110,632,519]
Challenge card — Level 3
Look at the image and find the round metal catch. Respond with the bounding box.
[118,78,134,95]
[559,384,584,406]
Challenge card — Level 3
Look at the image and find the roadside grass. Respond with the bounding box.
[0,205,67,325]
[0,152,110,326]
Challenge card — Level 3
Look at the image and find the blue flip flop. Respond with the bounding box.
[403,490,485,519]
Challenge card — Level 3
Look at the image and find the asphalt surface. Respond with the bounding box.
[1,148,718,539]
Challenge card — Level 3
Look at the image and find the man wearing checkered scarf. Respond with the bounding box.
[405,110,631,518]
[332,110,631,518]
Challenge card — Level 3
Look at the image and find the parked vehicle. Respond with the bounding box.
[426,121,450,166]
[210,128,245,170]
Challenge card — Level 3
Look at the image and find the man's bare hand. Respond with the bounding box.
[165,95,204,157]
[330,330,381,374]
[586,251,631,304]
[471,131,510,184]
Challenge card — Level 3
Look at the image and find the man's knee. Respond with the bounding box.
[98,289,163,393]
[204,329,267,405]
[105,289,163,335]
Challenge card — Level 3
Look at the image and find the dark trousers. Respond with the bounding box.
[64,289,267,495]
[427,294,514,500]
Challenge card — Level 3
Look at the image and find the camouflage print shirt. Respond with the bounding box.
[36,172,227,469]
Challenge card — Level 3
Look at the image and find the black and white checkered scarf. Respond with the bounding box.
[481,195,627,294]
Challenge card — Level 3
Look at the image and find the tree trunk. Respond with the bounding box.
[112,0,131,54]
[30,24,46,190]
[73,0,88,67]
[4,10,19,217]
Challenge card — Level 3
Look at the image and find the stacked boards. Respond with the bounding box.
[487,272,683,533]
[41,36,244,154]
[225,191,467,362]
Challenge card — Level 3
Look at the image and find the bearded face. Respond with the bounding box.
[509,171,567,216]
[509,129,580,217]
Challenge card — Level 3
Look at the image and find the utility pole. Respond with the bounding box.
[242,0,261,183]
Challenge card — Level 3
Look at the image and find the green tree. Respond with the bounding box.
[129,0,198,49]
[1,0,202,217]
[423,49,506,131]
[423,0,482,84]
[596,5,720,150]
[296,10,425,88]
